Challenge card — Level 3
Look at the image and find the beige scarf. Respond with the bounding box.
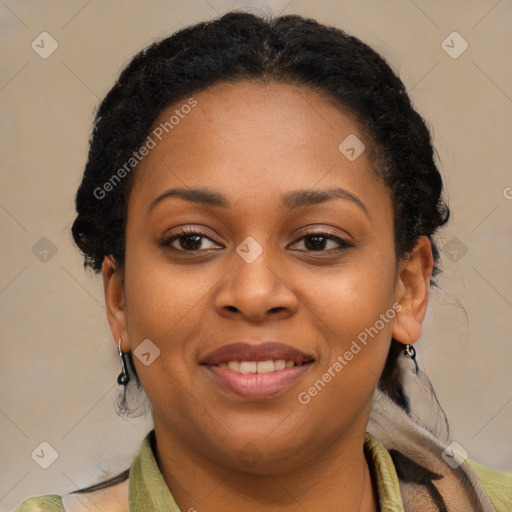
[367,354,497,511]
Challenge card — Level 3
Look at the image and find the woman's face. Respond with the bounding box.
[105,80,430,473]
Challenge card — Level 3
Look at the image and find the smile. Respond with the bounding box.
[203,360,314,399]
[218,359,297,373]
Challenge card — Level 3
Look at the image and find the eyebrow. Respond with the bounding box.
[148,186,371,220]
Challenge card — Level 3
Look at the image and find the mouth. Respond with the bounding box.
[200,342,315,399]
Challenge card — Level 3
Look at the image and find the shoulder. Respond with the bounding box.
[11,495,66,512]
[11,479,129,512]
[467,458,512,512]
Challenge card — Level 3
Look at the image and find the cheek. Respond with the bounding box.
[312,255,395,331]
[122,251,213,398]
[305,254,396,380]
[125,252,211,338]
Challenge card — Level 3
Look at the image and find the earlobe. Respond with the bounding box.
[391,236,434,345]
[392,311,422,345]
[102,255,128,349]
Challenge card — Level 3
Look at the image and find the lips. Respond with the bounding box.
[200,341,315,399]
[200,341,315,366]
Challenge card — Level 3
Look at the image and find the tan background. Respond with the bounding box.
[1,0,511,508]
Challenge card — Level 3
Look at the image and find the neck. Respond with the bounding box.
[151,415,379,512]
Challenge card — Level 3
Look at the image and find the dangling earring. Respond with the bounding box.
[404,343,419,374]
[117,337,130,386]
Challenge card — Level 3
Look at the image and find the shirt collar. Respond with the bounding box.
[128,429,404,510]
[128,429,182,511]
[363,431,404,511]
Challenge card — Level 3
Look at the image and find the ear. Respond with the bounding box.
[392,236,434,345]
[102,255,129,352]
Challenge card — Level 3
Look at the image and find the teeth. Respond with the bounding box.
[274,360,286,370]
[257,360,275,373]
[220,359,296,373]
[240,361,257,374]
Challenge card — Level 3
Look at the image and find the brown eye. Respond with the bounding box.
[174,234,203,251]
[291,230,353,252]
[160,228,221,252]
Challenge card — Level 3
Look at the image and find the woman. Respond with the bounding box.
[13,10,512,512]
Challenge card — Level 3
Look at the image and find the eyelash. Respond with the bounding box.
[160,226,354,254]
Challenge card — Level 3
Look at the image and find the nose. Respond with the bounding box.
[213,244,298,322]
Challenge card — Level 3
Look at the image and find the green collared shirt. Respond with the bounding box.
[12,430,512,511]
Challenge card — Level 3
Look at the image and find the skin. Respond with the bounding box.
[102,80,433,511]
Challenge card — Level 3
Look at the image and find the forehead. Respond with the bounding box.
[129,80,391,221]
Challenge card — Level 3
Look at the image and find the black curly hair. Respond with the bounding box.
[70,10,450,494]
